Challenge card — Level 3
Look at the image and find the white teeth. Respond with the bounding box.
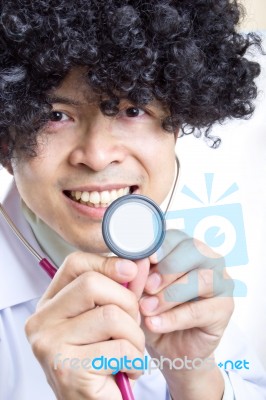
[70,186,133,207]
[110,189,118,201]
[100,191,111,204]
[81,191,90,202]
[89,191,101,204]
[75,191,82,200]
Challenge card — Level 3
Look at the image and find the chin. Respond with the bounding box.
[72,237,110,255]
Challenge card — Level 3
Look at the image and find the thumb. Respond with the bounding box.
[127,258,150,300]
[41,251,139,301]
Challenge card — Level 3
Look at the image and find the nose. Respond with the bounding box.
[68,113,127,171]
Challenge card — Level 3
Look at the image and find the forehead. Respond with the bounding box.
[48,67,96,104]
[48,67,168,114]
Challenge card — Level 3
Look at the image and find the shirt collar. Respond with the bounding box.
[21,200,76,269]
[0,181,51,309]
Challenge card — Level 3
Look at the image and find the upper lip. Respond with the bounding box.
[64,184,137,192]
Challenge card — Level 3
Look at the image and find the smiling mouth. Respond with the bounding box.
[64,186,138,208]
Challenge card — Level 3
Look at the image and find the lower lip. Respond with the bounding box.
[63,188,140,220]
[64,194,110,219]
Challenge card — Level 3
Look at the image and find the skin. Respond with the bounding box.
[10,68,234,399]
[12,68,176,254]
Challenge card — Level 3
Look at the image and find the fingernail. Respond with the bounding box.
[140,296,159,312]
[146,272,162,291]
[150,316,162,327]
[115,260,135,276]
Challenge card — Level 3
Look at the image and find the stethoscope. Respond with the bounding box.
[0,156,179,400]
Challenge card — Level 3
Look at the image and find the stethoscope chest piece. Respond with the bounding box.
[102,194,166,260]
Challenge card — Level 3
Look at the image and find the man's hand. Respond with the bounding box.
[139,230,234,400]
[25,252,150,400]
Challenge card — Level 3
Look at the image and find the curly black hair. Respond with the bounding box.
[0,0,262,165]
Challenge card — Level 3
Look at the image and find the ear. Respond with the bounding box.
[0,141,14,175]
[174,128,179,143]
[4,162,14,176]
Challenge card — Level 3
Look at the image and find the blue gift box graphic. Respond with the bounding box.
[166,203,248,268]
[162,173,248,298]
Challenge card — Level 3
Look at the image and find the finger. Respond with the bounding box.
[127,258,150,299]
[143,296,234,334]
[140,268,213,316]
[149,229,188,264]
[37,271,139,319]
[55,304,145,352]
[157,237,224,275]
[144,266,179,296]
[146,237,225,294]
[141,267,234,316]
[40,252,138,302]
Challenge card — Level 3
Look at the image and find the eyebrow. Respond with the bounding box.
[46,95,83,107]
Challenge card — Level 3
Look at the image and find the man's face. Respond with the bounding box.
[12,68,177,253]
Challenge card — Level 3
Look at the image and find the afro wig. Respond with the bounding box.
[0,0,262,163]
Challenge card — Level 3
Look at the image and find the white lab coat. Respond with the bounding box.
[0,181,266,400]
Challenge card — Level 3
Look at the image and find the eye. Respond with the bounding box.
[49,111,70,122]
[123,107,145,118]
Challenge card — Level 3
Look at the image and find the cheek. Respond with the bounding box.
[12,158,54,212]
[150,137,176,172]
[144,140,176,201]
[138,132,176,161]
[13,161,43,190]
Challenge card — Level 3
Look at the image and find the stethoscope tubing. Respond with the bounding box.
[0,202,134,400]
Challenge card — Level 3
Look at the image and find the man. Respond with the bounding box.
[0,1,265,399]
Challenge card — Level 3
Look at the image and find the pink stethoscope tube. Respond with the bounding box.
[41,259,134,400]
[0,203,134,400]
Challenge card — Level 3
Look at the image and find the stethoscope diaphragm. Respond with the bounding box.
[102,194,165,260]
